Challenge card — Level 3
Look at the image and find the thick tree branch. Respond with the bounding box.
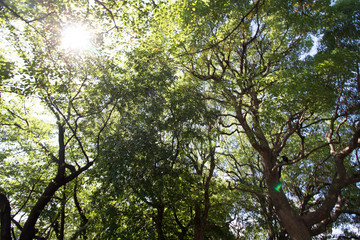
[0,193,11,240]
[310,195,344,236]
[73,181,88,238]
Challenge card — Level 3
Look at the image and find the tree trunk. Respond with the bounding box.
[193,202,204,240]
[19,181,63,240]
[19,125,67,240]
[59,188,66,240]
[271,192,311,239]
[154,205,165,240]
[256,150,311,239]
[265,170,312,240]
[194,146,215,240]
[74,182,88,239]
[0,193,11,240]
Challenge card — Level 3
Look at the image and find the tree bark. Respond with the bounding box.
[59,189,66,240]
[19,125,66,240]
[19,181,63,240]
[154,205,165,240]
[269,191,311,240]
[193,202,204,240]
[18,163,93,240]
[19,125,93,240]
[194,147,215,240]
[74,182,88,239]
[0,193,12,240]
[237,104,313,239]
[264,159,312,240]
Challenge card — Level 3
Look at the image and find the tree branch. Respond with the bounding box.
[0,0,54,23]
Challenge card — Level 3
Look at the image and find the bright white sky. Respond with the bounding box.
[61,25,92,51]
[300,34,321,60]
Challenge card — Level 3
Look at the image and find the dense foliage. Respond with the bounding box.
[1,0,359,239]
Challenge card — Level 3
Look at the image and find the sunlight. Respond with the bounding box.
[61,25,91,51]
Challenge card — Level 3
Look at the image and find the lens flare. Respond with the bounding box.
[274,183,282,192]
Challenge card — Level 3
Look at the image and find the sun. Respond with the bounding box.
[61,25,91,51]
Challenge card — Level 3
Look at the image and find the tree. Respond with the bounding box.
[150,0,360,238]
[1,0,359,239]
[0,193,11,240]
[1,55,117,239]
[91,45,237,239]
[1,1,121,238]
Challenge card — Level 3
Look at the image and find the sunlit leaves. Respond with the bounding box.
[1,0,360,239]
[320,0,360,52]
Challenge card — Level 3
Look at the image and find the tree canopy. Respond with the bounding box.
[1,0,359,239]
